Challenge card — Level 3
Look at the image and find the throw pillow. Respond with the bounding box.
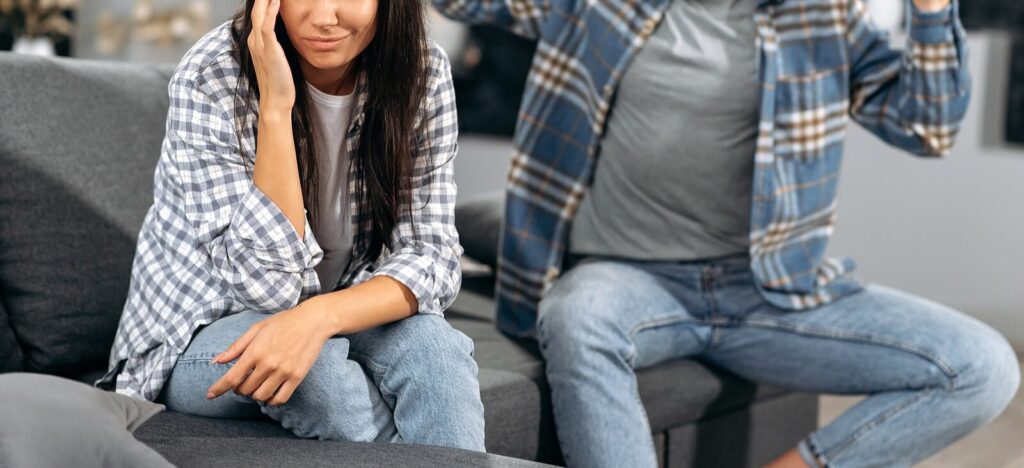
[0,373,172,468]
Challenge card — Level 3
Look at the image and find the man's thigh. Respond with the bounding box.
[704,285,1007,394]
[538,259,711,370]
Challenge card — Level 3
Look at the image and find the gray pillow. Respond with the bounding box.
[455,193,505,270]
[0,373,172,468]
[0,301,23,373]
[0,54,172,374]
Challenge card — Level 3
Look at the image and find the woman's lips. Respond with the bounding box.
[303,37,346,51]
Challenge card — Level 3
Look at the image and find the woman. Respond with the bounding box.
[98,0,485,450]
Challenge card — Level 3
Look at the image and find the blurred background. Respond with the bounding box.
[1,1,1022,465]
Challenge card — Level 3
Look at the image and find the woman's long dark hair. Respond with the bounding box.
[230,0,427,264]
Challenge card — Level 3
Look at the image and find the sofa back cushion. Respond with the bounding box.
[0,53,173,374]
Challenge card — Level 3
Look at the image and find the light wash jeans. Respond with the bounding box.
[538,255,1020,468]
[160,311,486,452]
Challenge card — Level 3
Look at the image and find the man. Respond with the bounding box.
[434,0,1020,466]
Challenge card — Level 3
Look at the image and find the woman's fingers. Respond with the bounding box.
[251,372,288,403]
[235,363,274,397]
[207,355,255,399]
[267,379,298,407]
[250,0,268,35]
[212,324,260,364]
[263,0,280,38]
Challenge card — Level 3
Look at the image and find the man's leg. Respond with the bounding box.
[345,313,486,452]
[537,260,711,468]
[706,285,1020,467]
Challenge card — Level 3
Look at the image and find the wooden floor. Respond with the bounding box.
[818,353,1024,467]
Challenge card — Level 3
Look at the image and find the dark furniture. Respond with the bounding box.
[0,52,818,467]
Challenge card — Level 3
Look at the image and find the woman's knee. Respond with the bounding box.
[264,338,395,442]
[384,314,477,381]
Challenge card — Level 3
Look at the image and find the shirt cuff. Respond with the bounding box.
[372,253,444,316]
[232,183,323,274]
[908,0,955,44]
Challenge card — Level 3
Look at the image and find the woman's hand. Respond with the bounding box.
[248,0,294,112]
[206,302,333,406]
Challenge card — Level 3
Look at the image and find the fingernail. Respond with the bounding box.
[206,392,215,399]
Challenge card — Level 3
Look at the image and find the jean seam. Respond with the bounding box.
[742,318,960,385]
[175,353,221,364]
[823,388,936,462]
[624,314,698,366]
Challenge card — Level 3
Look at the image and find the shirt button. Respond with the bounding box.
[603,84,614,96]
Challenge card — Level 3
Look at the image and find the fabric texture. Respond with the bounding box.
[570,0,759,261]
[0,373,172,468]
[0,54,172,374]
[100,21,463,401]
[432,0,971,337]
[142,436,547,468]
[0,301,23,373]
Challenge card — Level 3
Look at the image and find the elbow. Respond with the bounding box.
[437,261,463,313]
[224,267,305,314]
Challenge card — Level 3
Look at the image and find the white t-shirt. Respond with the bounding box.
[306,82,355,292]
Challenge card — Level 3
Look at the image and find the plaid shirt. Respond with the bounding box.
[99,22,463,400]
[433,0,970,337]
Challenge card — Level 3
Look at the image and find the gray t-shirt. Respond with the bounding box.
[307,83,355,291]
[569,0,760,261]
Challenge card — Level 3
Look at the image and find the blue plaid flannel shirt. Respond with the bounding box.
[99,22,463,400]
[433,0,970,337]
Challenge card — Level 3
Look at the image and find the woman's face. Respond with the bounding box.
[278,0,377,73]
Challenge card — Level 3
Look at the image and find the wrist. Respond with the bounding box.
[259,103,292,122]
[302,295,347,338]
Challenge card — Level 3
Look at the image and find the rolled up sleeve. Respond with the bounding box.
[167,76,322,313]
[370,44,463,316]
[846,0,970,156]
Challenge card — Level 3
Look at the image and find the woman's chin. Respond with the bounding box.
[300,51,354,72]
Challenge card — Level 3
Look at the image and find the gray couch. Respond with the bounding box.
[0,52,818,467]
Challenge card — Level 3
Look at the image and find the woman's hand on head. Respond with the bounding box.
[249,0,295,113]
[206,301,333,406]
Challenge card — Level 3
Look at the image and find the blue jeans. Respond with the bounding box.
[161,311,486,452]
[537,256,1020,468]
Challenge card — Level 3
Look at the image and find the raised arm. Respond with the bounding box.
[846,0,970,156]
[431,0,549,39]
[168,73,321,314]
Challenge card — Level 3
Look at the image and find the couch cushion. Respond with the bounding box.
[135,414,547,467]
[137,427,546,467]
[454,193,504,269]
[0,54,173,373]
[0,300,23,373]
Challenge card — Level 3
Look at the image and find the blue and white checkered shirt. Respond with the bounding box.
[433,0,971,337]
[99,22,463,400]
